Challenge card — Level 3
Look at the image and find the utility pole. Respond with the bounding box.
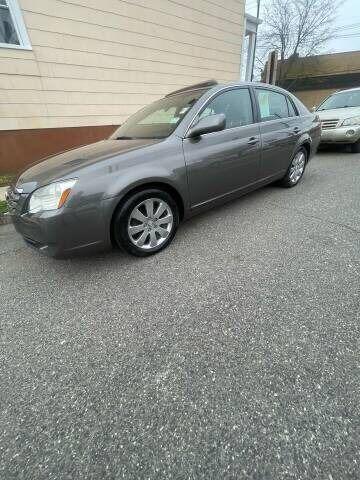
[250,0,261,81]
[265,50,279,85]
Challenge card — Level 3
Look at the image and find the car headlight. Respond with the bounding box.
[342,116,360,126]
[29,179,77,213]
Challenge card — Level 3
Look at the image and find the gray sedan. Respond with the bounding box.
[7,81,321,257]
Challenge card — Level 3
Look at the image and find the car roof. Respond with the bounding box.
[331,87,360,95]
[165,80,291,98]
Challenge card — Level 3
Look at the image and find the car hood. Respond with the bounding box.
[317,106,360,121]
[16,139,161,193]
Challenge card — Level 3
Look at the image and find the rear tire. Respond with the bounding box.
[279,147,307,188]
[350,140,360,153]
[113,189,179,257]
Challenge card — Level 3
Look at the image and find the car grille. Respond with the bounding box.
[321,119,340,130]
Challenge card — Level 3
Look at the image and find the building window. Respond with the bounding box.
[0,0,31,49]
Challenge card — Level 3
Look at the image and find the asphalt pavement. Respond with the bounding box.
[1,150,359,479]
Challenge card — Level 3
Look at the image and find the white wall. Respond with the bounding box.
[0,0,245,130]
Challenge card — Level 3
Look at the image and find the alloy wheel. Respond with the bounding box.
[289,151,306,184]
[127,198,174,250]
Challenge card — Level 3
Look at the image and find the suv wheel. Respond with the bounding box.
[279,147,307,188]
[113,189,179,257]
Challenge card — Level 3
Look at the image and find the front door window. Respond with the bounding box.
[197,88,254,130]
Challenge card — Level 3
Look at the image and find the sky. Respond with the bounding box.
[245,0,360,54]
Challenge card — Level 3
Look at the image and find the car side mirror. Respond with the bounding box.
[187,114,226,138]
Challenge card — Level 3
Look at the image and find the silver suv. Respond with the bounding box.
[317,87,360,153]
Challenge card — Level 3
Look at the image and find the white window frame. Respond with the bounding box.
[0,0,31,50]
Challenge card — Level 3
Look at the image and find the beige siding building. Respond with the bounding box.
[0,0,246,173]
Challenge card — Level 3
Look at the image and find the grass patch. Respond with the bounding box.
[0,200,8,214]
[0,174,16,187]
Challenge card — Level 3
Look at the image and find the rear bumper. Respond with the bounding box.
[10,204,111,258]
[320,126,360,144]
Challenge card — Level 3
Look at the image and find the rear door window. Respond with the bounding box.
[256,89,290,122]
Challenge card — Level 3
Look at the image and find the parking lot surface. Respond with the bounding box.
[1,151,359,479]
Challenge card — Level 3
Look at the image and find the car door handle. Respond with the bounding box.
[293,127,301,133]
[247,137,259,145]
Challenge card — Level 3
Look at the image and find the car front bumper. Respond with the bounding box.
[11,209,111,258]
[7,188,112,258]
[320,126,360,144]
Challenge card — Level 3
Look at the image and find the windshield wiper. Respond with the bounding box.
[116,136,135,140]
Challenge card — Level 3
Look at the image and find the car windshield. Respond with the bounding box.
[317,90,360,111]
[111,90,206,140]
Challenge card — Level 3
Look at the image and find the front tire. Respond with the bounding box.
[279,147,307,188]
[113,189,179,257]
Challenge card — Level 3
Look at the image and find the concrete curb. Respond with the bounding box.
[0,186,8,201]
[0,186,10,224]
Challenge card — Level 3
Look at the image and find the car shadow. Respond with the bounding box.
[317,144,353,155]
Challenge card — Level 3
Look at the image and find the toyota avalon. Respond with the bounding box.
[7,80,321,257]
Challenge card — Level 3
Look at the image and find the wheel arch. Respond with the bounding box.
[109,181,185,245]
[300,141,311,162]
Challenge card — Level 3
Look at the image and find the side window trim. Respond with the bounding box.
[286,96,299,117]
[190,86,256,133]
